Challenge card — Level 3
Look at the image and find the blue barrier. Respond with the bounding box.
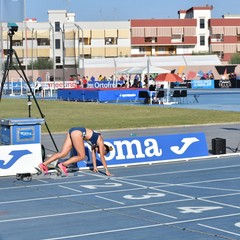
[57,88,141,102]
[76,132,209,168]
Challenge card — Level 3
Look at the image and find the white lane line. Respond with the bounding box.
[115,164,240,179]
[176,184,240,193]
[58,185,82,193]
[0,198,191,223]
[40,223,169,240]
[40,212,240,240]
[0,177,107,190]
[203,192,240,199]
[36,179,50,184]
[0,187,144,205]
[198,197,240,210]
[95,195,125,205]
[178,176,240,186]
[0,209,101,223]
[140,208,177,219]
[198,223,240,237]
[117,176,240,188]
[112,177,165,185]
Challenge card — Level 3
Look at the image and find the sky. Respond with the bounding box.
[24,0,240,22]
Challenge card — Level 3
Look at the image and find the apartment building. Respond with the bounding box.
[131,6,212,57]
[209,15,240,62]
[0,5,239,72]
[1,10,130,70]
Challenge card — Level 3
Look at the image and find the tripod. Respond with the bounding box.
[0,26,58,153]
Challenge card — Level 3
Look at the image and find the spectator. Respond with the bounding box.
[148,75,155,86]
[90,75,96,81]
[144,74,148,88]
[82,76,88,88]
[98,75,103,81]
[209,73,214,79]
[181,73,186,81]
[77,74,82,87]
[36,75,42,82]
[120,75,125,80]
[132,74,140,88]
[69,75,74,81]
[34,80,42,93]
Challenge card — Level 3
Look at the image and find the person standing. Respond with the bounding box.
[76,74,82,88]
[82,76,88,88]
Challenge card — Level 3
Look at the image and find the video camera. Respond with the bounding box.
[7,22,18,33]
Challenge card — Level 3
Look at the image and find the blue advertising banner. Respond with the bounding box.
[87,80,124,88]
[191,80,215,89]
[76,132,208,168]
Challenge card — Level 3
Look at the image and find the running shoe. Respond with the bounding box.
[58,163,68,176]
[38,163,48,174]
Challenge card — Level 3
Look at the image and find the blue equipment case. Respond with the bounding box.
[0,118,44,145]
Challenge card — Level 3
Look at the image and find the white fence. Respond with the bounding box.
[1,79,77,97]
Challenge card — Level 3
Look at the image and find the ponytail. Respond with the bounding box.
[104,144,113,154]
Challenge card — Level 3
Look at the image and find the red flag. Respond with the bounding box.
[187,71,196,80]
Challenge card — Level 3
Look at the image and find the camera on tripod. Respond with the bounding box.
[7,22,18,33]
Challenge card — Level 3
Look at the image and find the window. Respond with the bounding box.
[157,47,166,54]
[139,47,145,54]
[168,47,175,55]
[200,19,205,29]
[55,22,60,32]
[211,34,223,42]
[171,34,183,43]
[12,40,22,46]
[55,56,61,63]
[200,36,205,46]
[37,38,50,46]
[55,39,61,49]
[145,37,157,43]
[105,37,117,45]
[80,38,91,45]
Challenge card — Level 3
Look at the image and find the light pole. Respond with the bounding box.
[31,28,34,82]
[74,23,85,76]
[60,25,65,87]
[49,22,56,92]
[24,24,28,78]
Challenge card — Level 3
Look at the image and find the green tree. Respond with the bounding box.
[3,59,21,70]
[29,58,53,70]
[229,53,240,64]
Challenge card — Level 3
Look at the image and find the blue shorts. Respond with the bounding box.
[69,127,86,137]
[68,127,100,145]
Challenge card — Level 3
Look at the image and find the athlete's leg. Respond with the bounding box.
[61,130,86,166]
[43,132,73,166]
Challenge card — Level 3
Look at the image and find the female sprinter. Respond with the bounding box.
[38,127,113,176]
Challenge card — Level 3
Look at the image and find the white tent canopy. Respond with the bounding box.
[85,55,222,68]
[83,55,222,80]
[117,66,169,75]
